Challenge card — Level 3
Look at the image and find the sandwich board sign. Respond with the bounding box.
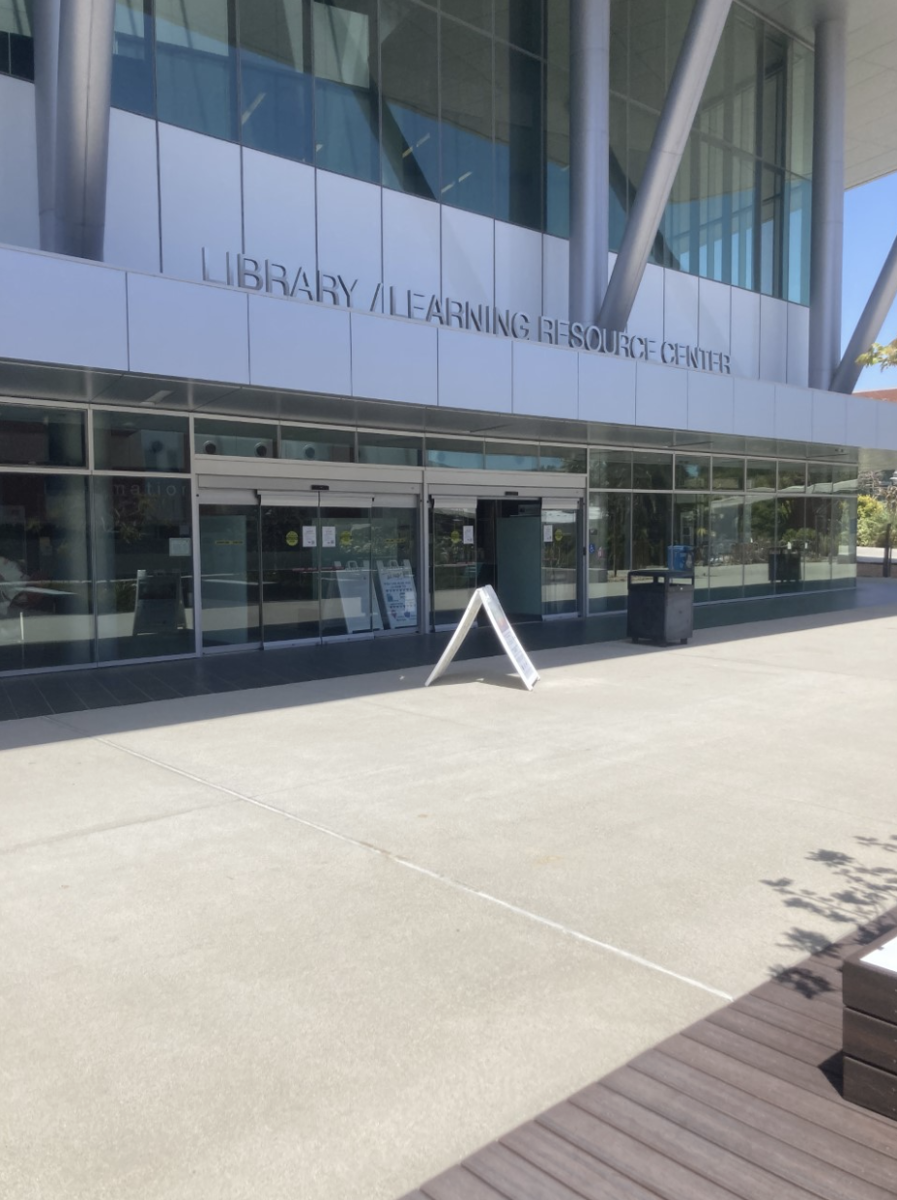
[425,584,540,690]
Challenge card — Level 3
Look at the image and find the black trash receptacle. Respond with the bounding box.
[626,569,694,645]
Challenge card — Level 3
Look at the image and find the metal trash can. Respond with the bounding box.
[626,569,695,645]
[666,544,695,571]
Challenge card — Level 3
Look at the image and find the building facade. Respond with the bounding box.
[0,0,894,675]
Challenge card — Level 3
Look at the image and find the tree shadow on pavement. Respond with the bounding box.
[762,835,897,996]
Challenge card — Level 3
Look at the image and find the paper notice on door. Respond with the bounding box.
[463,525,474,545]
[302,526,317,548]
[322,526,336,548]
[543,524,553,543]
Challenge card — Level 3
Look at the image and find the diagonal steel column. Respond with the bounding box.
[597,0,732,333]
[808,15,847,391]
[831,232,897,395]
[568,0,610,326]
[32,0,61,252]
[54,0,116,260]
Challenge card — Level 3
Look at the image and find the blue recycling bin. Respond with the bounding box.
[666,544,694,571]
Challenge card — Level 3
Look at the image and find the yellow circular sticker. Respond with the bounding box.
[340,530,352,548]
[554,528,565,543]
[285,530,299,547]
[450,529,461,544]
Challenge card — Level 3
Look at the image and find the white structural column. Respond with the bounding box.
[808,15,846,391]
[54,0,116,260]
[32,0,61,252]
[597,0,732,334]
[832,232,897,394]
[568,0,610,327]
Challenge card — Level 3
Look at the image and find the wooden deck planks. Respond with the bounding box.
[401,914,897,1200]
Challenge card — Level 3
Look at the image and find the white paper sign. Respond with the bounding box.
[322,526,336,548]
[169,537,192,557]
[463,525,474,545]
[302,526,317,548]
[377,560,418,629]
[543,524,553,543]
[425,585,539,691]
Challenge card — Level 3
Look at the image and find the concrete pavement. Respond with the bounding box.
[3,588,897,1199]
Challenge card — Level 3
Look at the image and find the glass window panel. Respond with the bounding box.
[357,431,422,466]
[313,0,379,182]
[372,504,419,629]
[746,458,776,491]
[441,0,491,32]
[484,442,538,471]
[785,174,811,305]
[542,503,578,615]
[807,463,833,494]
[281,426,355,462]
[675,454,710,491]
[588,491,630,613]
[590,449,632,490]
[0,474,92,671]
[608,0,627,97]
[761,32,787,169]
[539,446,586,473]
[712,458,744,491]
[632,451,672,490]
[709,495,744,599]
[774,495,806,591]
[803,496,833,589]
[239,0,313,162]
[262,502,320,640]
[833,464,858,494]
[495,0,542,56]
[94,476,194,661]
[627,0,666,113]
[789,42,814,179]
[94,411,189,473]
[728,9,758,156]
[631,492,671,569]
[426,437,484,469]
[608,92,627,249]
[674,494,710,597]
[831,497,857,585]
[0,405,85,468]
[380,0,439,198]
[155,0,237,140]
[431,500,478,626]
[195,419,277,458]
[760,166,784,297]
[440,18,493,216]
[730,152,756,292]
[545,59,570,237]
[778,461,805,492]
[495,42,542,229]
[199,503,260,646]
[743,495,776,597]
[627,103,659,215]
[0,0,33,81]
[112,0,155,115]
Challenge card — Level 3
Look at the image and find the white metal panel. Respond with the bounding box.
[774,383,813,441]
[729,288,761,379]
[732,376,775,438]
[698,278,732,358]
[627,262,664,342]
[635,358,687,428]
[382,190,441,303]
[845,394,878,448]
[687,369,734,434]
[316,171,382,313]
[437,327,512,412]
[441,206,494,309]
[0,76,39,250]
[512,341,578,419]
[663,270,699,348]
[248,293,351,395]
[542,235,569,320]
[351,311,437,405]
[786,303,810,388]
[577,352,637,424]
[877,400,897,450]
[242,149,316,271]
[104,109,160,274]
[759,295,789,383]
[812,389,847,444]
[128,273,249,382]
[495,221,542,318]
[159,125,242,282]
[0,249,128,369]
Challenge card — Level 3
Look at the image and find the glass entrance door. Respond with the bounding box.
[541,502,581,616]
[430,500,478,629]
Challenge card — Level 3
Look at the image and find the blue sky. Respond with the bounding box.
[843,171,897,393]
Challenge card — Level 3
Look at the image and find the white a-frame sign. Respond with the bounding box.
[425,585,540,690]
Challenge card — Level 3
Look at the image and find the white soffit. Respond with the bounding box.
[747,0,897,188]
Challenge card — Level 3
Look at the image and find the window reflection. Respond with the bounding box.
[440,18,493,216]
[239,0,313,162]
[155,0,237,140]
[588,491,630,613]
[313,0,379,182]
[380,0,438,198]
[112,0,154,115]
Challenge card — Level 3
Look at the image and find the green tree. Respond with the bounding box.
[857,493,892,547]
[857,338,897,371]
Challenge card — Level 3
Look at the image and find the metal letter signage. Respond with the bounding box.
[425,585,540,691]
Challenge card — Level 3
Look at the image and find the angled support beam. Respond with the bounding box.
[831,232,897,395]
[808,16,846,391]
[32,0,61,252]
[54,0,116,260]
[568,0,610,326]
[597,0,732,334]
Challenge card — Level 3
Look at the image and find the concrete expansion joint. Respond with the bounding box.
[67,726,734,1006]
